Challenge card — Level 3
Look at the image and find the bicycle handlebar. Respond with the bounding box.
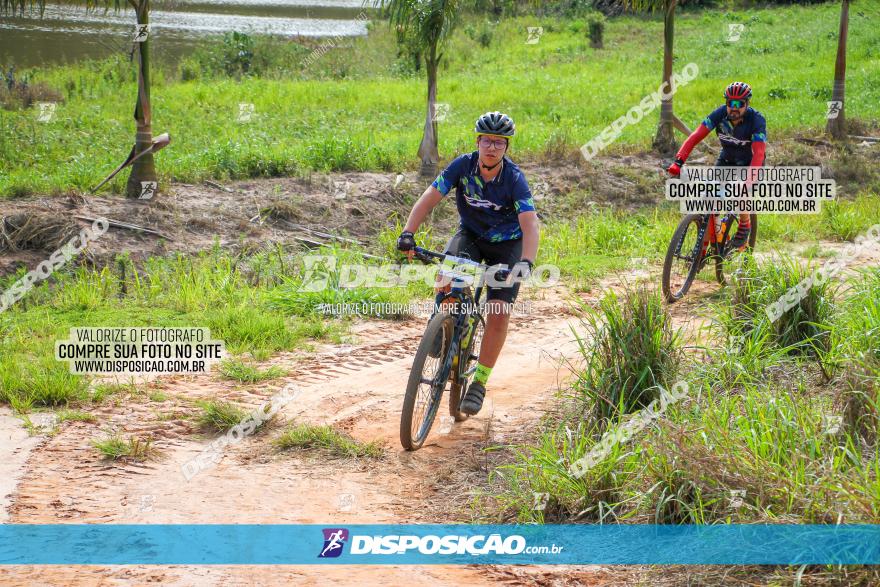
[410,246,513,286]
[412,246,485,269]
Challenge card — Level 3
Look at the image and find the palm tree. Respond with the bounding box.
[2,0,162,199]
[624,0,689,155]
[376,0,463,177]
[826,0,850,139]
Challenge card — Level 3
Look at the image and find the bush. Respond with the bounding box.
[571,287,682,424]
[464,21,496,48]
[0,66,64,110]
[588,13,605,48]
[178,32,312,80]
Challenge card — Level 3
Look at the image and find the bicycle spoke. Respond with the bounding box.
[667,218,701,298]
[409,327,450,443]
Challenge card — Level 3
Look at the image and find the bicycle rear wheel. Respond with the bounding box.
[400,312,454,451]
[662,214,705,302]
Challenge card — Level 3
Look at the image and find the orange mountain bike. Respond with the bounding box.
[661,212,758,302]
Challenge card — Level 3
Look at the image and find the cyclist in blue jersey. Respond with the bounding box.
[396,112,540,416]
[668,81,767,250]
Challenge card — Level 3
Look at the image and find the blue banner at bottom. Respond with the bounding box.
[1,524,879,565]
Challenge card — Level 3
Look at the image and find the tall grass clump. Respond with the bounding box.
[719,254,836,360]
[196,400,251,433]
[571,287,683,423]
[827,268,880,370]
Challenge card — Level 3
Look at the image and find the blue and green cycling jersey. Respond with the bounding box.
[431,151,536,242]
[703,105,767,162]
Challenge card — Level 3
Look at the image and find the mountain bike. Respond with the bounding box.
[400,247,490,451]
[661,211,758,302]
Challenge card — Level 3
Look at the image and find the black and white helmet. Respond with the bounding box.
[475,111,515,137]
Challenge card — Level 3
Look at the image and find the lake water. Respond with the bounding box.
[0,0,372,68]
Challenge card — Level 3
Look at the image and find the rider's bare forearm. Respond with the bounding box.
[518,211,539,263]
[403,186,444,233]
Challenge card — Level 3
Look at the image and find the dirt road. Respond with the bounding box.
[0,281,632,585]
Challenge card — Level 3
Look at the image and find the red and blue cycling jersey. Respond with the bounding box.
[675,105,767,168]
[702,105,767,163]
[431,151,536,242]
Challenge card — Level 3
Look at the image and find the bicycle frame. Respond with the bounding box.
[430,267,486,388]
[411,247,489,413]
[691,213,737,270]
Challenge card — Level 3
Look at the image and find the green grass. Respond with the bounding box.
[92,434,156,460]
[0,357,89,412]
[219,358,286,383]
[195,400,251,433]
[2,2,879,195]
[828,267,880,371]
[274,423,384,458]
[149,391,168,402]
[89,382,138,403]
[55,408,97,424]
[485,257,880,527]
[264,243,423,319]
[0,245,351,409]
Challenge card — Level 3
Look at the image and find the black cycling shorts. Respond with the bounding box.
[443,227,523,304]
[716,155,766,167]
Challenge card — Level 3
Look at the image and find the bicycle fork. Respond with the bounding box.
[679,217,711,264]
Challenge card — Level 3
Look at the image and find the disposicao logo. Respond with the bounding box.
[318,528,349,558]
[349,534,527,555]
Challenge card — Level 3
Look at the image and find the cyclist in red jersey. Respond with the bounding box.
[667,81,767,250]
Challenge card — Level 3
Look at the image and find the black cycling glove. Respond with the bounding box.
[397,231,416,252]
[512,259,533,282]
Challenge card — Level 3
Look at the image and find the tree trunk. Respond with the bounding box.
[125,0,158,199]
[654,0,677,155]
[418,43,440,178]
[826,0,849,139]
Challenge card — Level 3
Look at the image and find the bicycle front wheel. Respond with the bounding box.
[662,214,705,302]
[400,312,455,451]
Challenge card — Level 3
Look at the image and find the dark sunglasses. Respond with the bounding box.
[727,99,747,109]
